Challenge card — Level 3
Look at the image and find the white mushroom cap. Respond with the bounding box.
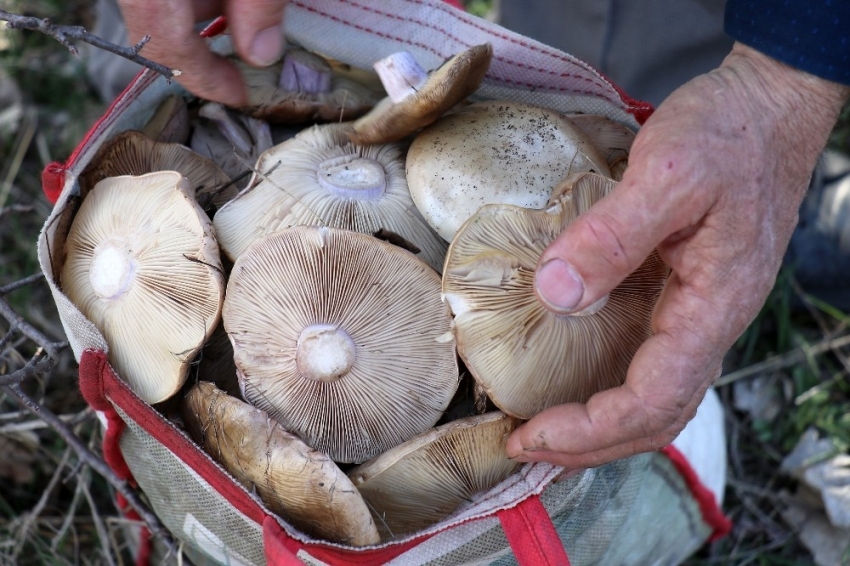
[213,122,447,272]
[348,411,521,539]
[349,44,493,145]
[224,226,459,464]
[406,100,612,241]
[81,130,234,208]
[442,173,668,419]
[182,381,381,546]
[61,171,225,404]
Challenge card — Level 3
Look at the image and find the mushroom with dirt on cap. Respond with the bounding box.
[405,100,612,241]
[182,381,381,546]
[441,172,668,419]
[224,225,459,464]
[60,171,225,405]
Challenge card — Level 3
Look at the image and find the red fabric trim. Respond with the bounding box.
[264,516,306,565]
[498,496,570,566]
[79,352,151,563]
[661,445,732,541]
[200,16,228,38]
[41,162,66,204]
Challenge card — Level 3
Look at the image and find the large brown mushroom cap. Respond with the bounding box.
[442,173,668,419]
[212,122,447,272]
[406,100,612,241]
[182,381,381,546]
[224,226,459,464]
[349,44,493,145]
[348,411,521,539]
[61,171,224,404]
[80,130,235,207]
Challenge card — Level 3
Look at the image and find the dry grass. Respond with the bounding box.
[1,0,849,564]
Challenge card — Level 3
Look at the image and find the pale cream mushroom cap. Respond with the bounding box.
[182,381,381,546]
[406,101,612,241]
[213,122,447,272]
[61,171,224,404]
[80,130,235,207]
[349,43,493,145]
[442,173,668,419]
[224,226,459,464]
[348,411,521,539]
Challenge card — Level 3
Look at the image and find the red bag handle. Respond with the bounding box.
[498,496,571,566]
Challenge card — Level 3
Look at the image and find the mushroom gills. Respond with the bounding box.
[349,411,521,539]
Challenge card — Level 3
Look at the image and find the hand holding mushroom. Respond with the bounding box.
[117,0,289,106]
[506,43,850,468]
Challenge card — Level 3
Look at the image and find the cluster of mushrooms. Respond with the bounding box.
[59,40,668,545]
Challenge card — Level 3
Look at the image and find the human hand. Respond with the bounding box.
[117,0,289,106]
[505,42,850,469]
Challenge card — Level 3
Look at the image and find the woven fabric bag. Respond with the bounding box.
[37,1,731,563]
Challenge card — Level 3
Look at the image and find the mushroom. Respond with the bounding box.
[190,102,273,194]
[236,47,382,123]
[80,130,235,208]
[566,113,636,181]
[405,100,612,241]
[141,95,191,144]
[212,122,447,272]
[224,226,459,464]
[348,44,493,145]
[61,171,225,404]
[182,381,381,546]
[348,411,521,539]
[441,173,668,419]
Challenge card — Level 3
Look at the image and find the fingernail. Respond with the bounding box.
[249,26,283,67]
[535,258,584,313]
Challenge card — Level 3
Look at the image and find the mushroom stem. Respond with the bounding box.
[317,154,387,200]
[199,102,254,156]
[90,241,136,300]
[373,51,429,104]
[296,324,356,382]
[279,49,333,94]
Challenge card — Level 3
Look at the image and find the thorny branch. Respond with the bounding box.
[0,9,181,82]
[0,274,182,559]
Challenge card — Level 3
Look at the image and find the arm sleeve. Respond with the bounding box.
[724,0,850,85]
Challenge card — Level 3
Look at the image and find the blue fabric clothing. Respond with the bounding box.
[725,0,850,85]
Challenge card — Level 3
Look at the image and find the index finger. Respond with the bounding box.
[119,0,247,106]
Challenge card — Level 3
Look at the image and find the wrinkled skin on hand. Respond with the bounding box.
[506,42,850,469]
[117,0,290,106]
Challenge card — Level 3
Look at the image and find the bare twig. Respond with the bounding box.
[0,273,44,296]
[0,10,181,82]
[716,331,850,386]
[1,383,179,555]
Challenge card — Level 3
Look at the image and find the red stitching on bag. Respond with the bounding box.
[290,0,614,97]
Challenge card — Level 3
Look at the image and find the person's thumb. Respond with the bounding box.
[226,0,289,68]
[534,170,683,315]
